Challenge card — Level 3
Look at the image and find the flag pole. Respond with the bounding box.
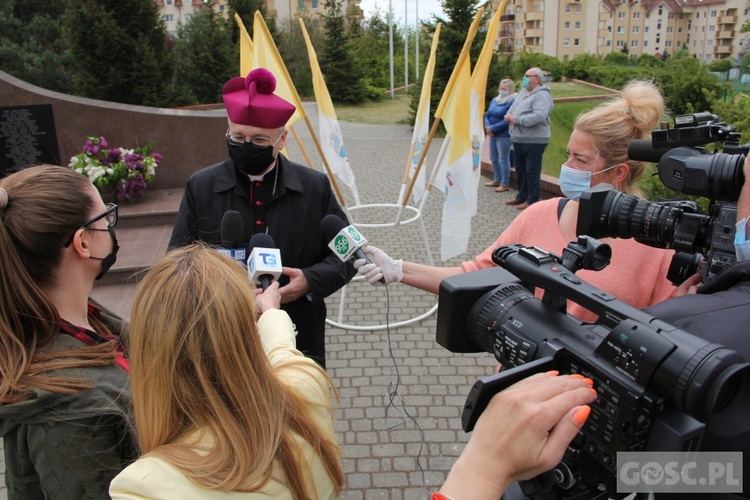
[289,125,316,169]
[398,9,483,211]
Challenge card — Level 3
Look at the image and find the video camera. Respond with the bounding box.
[436,238,750,499]
[579,112,748,285]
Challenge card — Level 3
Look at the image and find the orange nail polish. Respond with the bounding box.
[573,405,591,425]
[570,374,584,379]
[589,388,598,396]
[583,378,594,386]
[546,370,559,376]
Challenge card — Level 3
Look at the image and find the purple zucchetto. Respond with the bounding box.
[222,68,296,129]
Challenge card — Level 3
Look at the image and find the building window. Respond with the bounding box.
[565,5,571,13]
[678,27,682,33]
[707,39,713,47]
[634,12,640,19]
[677,41,681,47]
[312,0,318,7]
[710,10,717,17]
[668,13,674,19]
[574,38,580,46]
[617,26,625,33]
[607,40,612,46]
[564,55,569,61]
[617,40,625,47]
[575,21,580,29]
[565,21,570,29]
[645,26,649,33]
[667,26,673,33]
[219,4,225,10]
[163,14,174,22]
[619,12,626,19]
[564,38,570,46]
[659,6,663,15]
[576,5,581,13]
[666,40,672,47]
[632,40,638,47]
[644,40,648,47]
[632,26,639,33]
[166,0,173,4]
[705,54,712,62]
[708,25,715,32]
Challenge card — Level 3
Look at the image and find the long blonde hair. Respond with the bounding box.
[129,245,343,498]
[0,166,116,405]
[574,80,666,196]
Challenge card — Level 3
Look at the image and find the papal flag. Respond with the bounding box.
[299,18,361,206]
[252,11,306,127]
[469,1,506,214]
[430,10,482,260]
[234,13,253,77]
[407,23,441,204]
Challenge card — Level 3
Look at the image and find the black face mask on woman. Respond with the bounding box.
[227,140,277,176]
[91,225,119,280]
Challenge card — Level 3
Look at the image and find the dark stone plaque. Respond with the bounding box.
[0,104,61,178]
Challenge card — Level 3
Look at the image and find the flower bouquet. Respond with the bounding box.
[69,136,162,202]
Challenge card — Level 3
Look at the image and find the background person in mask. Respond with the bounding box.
[169,68,355,368]
[0,165,135,499]
[503,67,553,210]
[483,79,517,193]
[354,80,676,322]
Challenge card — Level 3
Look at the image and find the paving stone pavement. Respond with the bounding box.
[0,103,526,499]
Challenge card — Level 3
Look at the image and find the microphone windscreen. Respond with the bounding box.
[321,214,348,241]
[220,211,244,247]
[627,139,672,164]
[248,233,276,252]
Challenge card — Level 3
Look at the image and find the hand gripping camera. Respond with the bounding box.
[436,238,750,499]
[581,113,748,285]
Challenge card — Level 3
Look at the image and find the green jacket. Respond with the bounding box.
[0,305,136,500]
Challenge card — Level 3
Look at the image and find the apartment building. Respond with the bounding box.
[492,0,750,63]
[155,0,361,34]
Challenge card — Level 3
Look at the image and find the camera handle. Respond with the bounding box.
[461,356,556,433]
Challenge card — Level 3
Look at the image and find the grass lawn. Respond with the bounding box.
[334,91,414,125]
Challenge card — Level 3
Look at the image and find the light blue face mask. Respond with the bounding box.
[522,76,531,89]
[559,163,617,200]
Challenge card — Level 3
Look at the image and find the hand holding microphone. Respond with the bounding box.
[254,281,281,315]
[247,233,282,291]
[353,246,403,286]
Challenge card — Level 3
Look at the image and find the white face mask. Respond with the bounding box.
[559,163,617,200]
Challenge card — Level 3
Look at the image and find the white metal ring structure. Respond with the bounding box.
[325,203,438,331]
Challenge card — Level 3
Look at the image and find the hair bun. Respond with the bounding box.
[245,68,276,94]
[0,187,8,209]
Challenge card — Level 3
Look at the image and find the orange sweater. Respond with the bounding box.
[461,198,677,323]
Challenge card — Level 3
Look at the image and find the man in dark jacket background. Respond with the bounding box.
[169,68,355,368]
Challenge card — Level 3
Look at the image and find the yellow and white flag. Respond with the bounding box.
[252,11,306,127]
[406,24,441,204]
[430,10,482,260]
[234,13,253,77]
[299,18,361,206]
[469,1,506,214]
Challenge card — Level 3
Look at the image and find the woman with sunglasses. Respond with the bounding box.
[0,165,134,499]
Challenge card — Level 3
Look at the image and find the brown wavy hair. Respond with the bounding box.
[0,166,115,405]
[128,245,343,498]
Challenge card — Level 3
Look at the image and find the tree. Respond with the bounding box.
[661,54,720,115]
[228,0,276,46]
[708,58,733,73]
[275,11,325,98]
[320,0,367,103]
[0,0,73,93]
[172,4,237,105]
[563,53,603,81]
[62,0,175,106]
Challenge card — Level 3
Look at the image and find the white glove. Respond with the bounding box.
[352,245,404,285]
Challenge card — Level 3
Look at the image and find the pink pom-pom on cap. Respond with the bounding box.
[222,67,295,129]
[245,68,276,94]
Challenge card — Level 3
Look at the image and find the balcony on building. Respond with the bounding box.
[498,29,514,38]
[500,14,515,22]
[714,44,733,55]
[525,11,544,21]
[719,15,737,24]
[525,28,544,38]
[717,30,735,39]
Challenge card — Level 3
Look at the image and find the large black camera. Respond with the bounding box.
[579,113,748,285]
[436,239,750,499]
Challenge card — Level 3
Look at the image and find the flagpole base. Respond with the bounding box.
[325,202,437,331]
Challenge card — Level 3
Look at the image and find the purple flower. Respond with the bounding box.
[151,152,163,164]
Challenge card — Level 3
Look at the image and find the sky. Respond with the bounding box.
[358,0,444,25]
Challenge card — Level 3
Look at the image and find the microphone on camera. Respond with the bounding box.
[320,214,385,283]
[627,139,673,164]
[247,233,282,291]
[218,210,247,263]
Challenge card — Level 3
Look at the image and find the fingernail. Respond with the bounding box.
[546,370,559,376]
[573,405,591,425]
[570,374,584,379]
[583,378,594,386]
[589,388,598,397]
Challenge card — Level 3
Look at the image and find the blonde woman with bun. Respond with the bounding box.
[356,81,678,322]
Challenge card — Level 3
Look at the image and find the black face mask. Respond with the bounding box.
[227,140,277,176]
[90,226,119,280]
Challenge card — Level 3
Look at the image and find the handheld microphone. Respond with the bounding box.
[247,233,282,291]
[321,214,385,283]
[218,210,247,263]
